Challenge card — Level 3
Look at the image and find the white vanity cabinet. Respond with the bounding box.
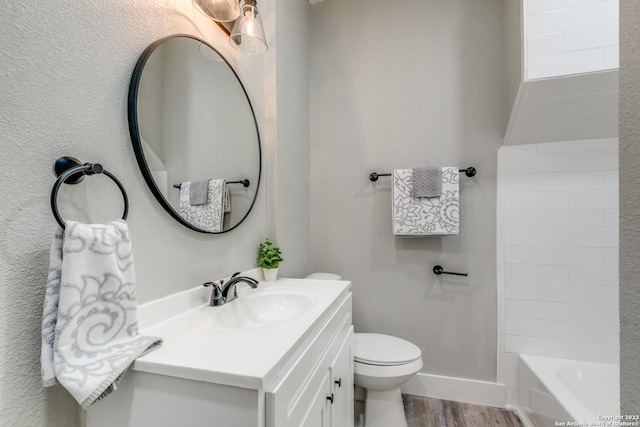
[328,331,353,426]
[265,299,353,427]
[85,279,352,427]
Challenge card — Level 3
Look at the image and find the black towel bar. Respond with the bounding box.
[50,156,129,229]
[433,265,468,277]
[369,167,476,181]
[173,179,250,189]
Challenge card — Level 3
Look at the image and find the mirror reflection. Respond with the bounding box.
[129,35,261,233]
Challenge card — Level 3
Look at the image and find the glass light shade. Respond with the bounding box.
[192,0,240,22]
[229,0,268,55]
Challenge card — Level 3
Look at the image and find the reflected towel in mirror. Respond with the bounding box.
[179,179,227,232]
[189,180,209,205]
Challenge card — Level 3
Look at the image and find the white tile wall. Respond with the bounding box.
[499,138,619,405]
[504,71,618,146]
[524,0,619,80]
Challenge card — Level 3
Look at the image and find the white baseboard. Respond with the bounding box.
[401,372,506,408]
[505,404,535,427]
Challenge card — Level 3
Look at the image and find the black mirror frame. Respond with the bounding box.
[127,34,262,234]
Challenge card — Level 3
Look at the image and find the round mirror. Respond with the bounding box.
[128,35,261,233]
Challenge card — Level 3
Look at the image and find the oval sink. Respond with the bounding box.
[191,290,315,331]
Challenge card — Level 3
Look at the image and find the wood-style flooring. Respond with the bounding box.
[402,394,524,427]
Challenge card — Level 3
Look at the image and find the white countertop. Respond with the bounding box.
[133,277,351,390]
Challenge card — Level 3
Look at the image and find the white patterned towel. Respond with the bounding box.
[41,220,162,408]
[179,179,227,232]
[393,167,460,236]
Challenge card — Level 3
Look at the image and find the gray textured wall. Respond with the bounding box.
[309,0,504,381]
[272,0,312,278]
[504,0,522,119]
[620,0,640,414]
[0,0,273,424]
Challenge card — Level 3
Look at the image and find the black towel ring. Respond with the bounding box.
[50,156,129,229]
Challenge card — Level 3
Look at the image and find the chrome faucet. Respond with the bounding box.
[202,272,259,306]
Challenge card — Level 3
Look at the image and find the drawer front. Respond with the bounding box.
[266,293,352,427]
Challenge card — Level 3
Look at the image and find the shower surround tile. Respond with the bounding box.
[499,138,619,405]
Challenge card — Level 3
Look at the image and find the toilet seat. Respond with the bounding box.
[353,333,422,366]
[354,356,423,378]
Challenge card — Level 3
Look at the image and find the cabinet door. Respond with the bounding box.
[299,371,332,427]
[267,361,333,427]
[329,327,354,427]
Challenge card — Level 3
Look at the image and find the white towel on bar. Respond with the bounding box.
[392,167,460,236]
[223,184,231,213]
[41,220,162,408]
[179,179,227,232]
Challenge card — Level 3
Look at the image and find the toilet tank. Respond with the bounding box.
[305,272,342,281]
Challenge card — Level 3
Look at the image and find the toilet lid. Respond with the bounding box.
[353,333,422,366]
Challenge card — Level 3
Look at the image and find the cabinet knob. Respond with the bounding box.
[327,394,334,404]
[334,378,342,388]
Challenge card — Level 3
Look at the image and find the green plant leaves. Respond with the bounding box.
[258,239,283,269]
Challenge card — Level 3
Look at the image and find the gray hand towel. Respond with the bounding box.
[412,167,442,198]
[189,180,209,205]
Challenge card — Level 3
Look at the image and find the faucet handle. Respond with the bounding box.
[203,281,224,305]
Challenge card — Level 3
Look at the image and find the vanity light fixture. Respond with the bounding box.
[193,0,268,55]
[192,0,241,23]
[229,0,268,55]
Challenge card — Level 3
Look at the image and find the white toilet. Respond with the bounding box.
[353,333,422,427]
[305,273,424,427]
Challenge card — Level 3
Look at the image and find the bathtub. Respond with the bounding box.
[516,355,619,427]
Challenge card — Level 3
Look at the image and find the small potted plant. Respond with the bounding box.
[258,239,283,282]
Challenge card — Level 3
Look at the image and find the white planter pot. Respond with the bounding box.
[262,267,279,282]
